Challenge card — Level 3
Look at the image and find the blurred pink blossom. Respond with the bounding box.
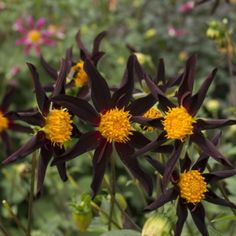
[168,27,186,38]
[179,1,195,13]
[14,16,56,56]
[9,65,21,77]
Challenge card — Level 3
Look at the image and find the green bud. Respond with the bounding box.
[72,211,92,232]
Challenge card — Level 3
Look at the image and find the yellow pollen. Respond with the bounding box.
[162,106,195,141]
[71,61,88,88]
[43,109,73,147]
[98,107,133,143]
[178,170,207,204]
[0,112,9,133]
[143,107,162,132]
[27,30,41,43]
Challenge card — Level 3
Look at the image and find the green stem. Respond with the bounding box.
[108,155,116,230]
[27,151,37,235]
[2,200,28,236]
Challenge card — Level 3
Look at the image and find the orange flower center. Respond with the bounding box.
[0,112,9,133]
[27,30,41,43]
[143,107,162,132]
[71,61,88,88]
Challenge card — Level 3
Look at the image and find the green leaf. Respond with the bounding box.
[100,230,141,236]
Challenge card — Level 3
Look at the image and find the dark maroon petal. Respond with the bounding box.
[196,118,236,130]
[129,131,150,149]
[205,189,236,209]
[51,131,100,165]
[146,155,165,176]
[1,131,12,155]
[192,131,222,172]
[27,63,50,115]
[0,82,17,113]
[166,73,184,88]
[76,85,90,100]
[144,187,178,211]
[9,123,32,133]
[189,203,209,236]
[175,199,188,236]
[84,59,112,112]
[177,55,197,103]
[180,153,191,172]
[52,95,100,126]
[115,142,153,195]
[16,111,44,126]
[191,132,232,167]
[76,30,90,59]
[71,124,81,138]
[36,146,52,197]
[162,141,183,189]
[111,54,135,108]
[127,94,156,116]
[91,140,112,198]
[155,58,165,84]
[92,31,106,59]
[154,144,173,153]
[188,68,217,116]
[40,55,57,80]
[2,131,45,165]
[53,59,69,97]
[203,169,236,183]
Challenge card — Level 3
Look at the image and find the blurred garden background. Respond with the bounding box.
[1,0,236,235]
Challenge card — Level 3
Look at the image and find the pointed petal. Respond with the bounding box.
[191,132,232,167]
[192,131,222,172]
[189,203,209,236]
[111,54,135,108]
[2,132,45,165]
[205,189,236,208]
[127,94,156,116]
[177,55,197,103]
[203,169,236,183]
[52,95,100,126]
[146,155,165,175]
[115,142,153,195]
[144,187,178,211]
[155,58,166,84]
[1,131,12,155]
[188,69,217,116]
[196,118,236,130]
[36,146,52,197]
[76,30,90,59]
[92,31,106,57]
[9,123,33,133]
[91,140,112,198]
[180,153,191,172]
[16,111,44,126]
[84,59,112,112]
[0,82,17,112]
[51,131,100,165]
[40,55,58,80]
[162,141,183,189]
[27,63,50,115]
[175,200,188,236]
[129,131,150,148]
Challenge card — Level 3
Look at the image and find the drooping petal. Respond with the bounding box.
[52,95,100,126]
[162,141,183,189]
[40,55,58,80]
[189,203,209,236]
[129,131,150,148]
[9,123,33,133]
[146,155,165,176]
[175,199,188,236]
[203,169,236,183]
[91,140,112,198]
[115,142,153,195]
[144,187,178,211]
[177,55,197,103]
[51,131,100,165]
[192,131,222,172]
[205,190,236,208]
[16,111,44,126]
[2,131,45,165]
[36,145,52,197]
[111,54,136,108]
[0,82,17,112]
[27,63,50,115]
[188,68,217,116]
[1,131,12,155]
[84,59,112,112]
[127,94,156,116]
[191,132,232,167]
[195,118,236,130]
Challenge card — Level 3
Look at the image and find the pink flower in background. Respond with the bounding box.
[179,1,195,13]
[168,26,186,38]
[14,16,56,56]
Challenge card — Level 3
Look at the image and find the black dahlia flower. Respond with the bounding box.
[144,133,236,236]
[0,82,32,155]
[51,54,169,197]
[2,58,79,196]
